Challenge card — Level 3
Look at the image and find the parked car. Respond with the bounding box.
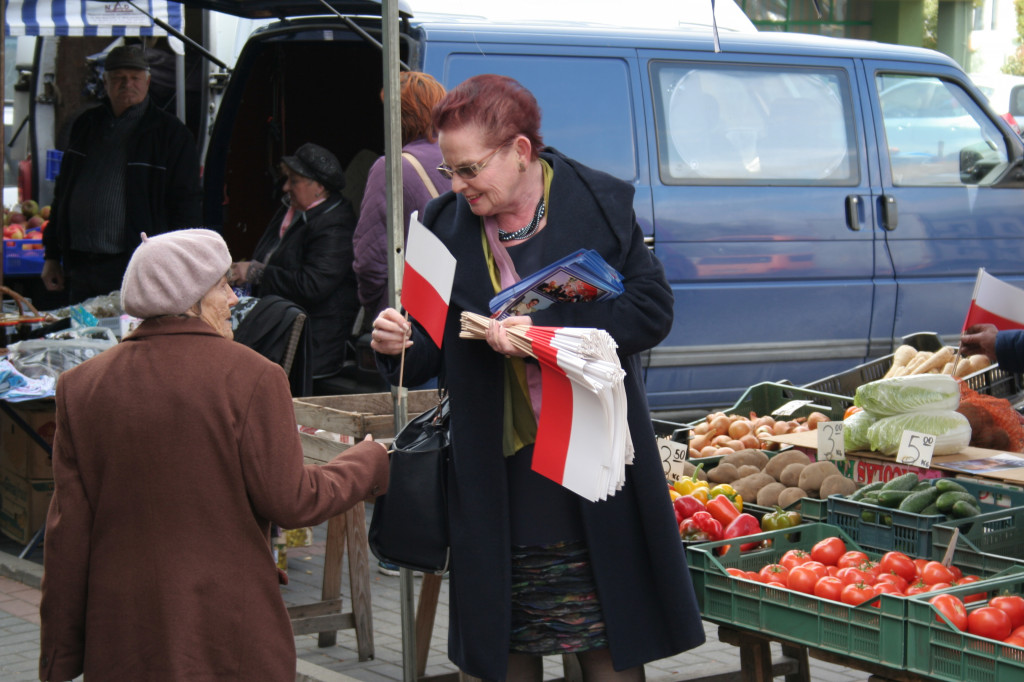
[968,72,1024,135]
[182,1,1024,411]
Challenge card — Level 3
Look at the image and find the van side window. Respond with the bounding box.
[650,61,857,185]
[876,74,1009,186]
[444,55,637,181]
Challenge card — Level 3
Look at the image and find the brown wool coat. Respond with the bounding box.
[38,317,389,682]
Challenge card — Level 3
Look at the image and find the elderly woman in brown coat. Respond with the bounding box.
[38,229,389,682]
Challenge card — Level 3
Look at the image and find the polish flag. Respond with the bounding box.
[963,268,1024,331]
[402,212,456,347]
[525,327,612,502]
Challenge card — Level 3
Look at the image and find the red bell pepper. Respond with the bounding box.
[673,494,705,521]
[679,518,714,542]
[722,512,762,552]
[689,510,723,540]
[705,493,741,527]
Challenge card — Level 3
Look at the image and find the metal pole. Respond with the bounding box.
[381,1,415,680]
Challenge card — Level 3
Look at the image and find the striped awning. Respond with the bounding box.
[5,1,184,37]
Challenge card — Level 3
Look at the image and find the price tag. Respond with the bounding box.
[817,421,846,461]
[772,399,813,417]
[897,430,935,469]
[657,436,689,482]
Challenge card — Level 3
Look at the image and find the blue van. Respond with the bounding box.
[194,2,1024,411]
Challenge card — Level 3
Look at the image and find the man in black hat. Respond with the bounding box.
[41,44,202,305]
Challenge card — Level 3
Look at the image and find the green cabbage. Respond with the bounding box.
[854,375,960,417]
[843,409,877,452]
[866,409,971,456]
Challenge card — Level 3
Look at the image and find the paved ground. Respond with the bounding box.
[0,509,873,682]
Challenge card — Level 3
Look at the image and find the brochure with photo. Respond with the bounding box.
[490,249,625,320]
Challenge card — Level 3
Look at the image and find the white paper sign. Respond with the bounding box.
[897,430,935,468]
[817,421,846,461]
[772,399,812,417]
[657,436,689,482]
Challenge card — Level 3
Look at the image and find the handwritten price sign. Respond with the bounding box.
[817,421,846,461]
[657,436,689,482]
[897,430,935,469]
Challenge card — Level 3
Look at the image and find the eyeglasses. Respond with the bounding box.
[437,138,515,180]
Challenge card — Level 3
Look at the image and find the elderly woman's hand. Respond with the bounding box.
[229,261,251,286]
[371,308,413,355]
[485,315,532,358]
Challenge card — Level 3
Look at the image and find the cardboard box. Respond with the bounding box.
[0,403,56,479]
[0,466,54,545]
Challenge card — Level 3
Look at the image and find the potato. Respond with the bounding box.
[764,450,812,481]
[681,460,708,481]
[732,472,776,502]
[779,462,807,488]
[721,448,769,470]
[777,486,808,509]
[756,481,786,507]
[819,473,858,499]
[736,464,761,478]
[707,462,739,484]
[798,460,843,497]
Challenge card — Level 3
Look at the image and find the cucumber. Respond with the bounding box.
[898,487,941,513]
[951,500,981,519]
[912,480,934,492]
[937,491,979,514]
[935,479,970,495]
[850,481,885,501]
[881,473,920,492]
[920,502,940,515]
[860,492,882,505]
[878,489,913,508]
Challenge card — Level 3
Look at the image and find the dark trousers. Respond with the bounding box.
[66,251,133,306]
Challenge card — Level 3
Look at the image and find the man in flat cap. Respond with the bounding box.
[41,44,203,305]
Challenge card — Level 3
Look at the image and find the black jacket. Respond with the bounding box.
[378,148,704,678]
[252,196,358,378]
[44,98,202,262]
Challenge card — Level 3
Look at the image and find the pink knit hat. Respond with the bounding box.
[121,229,232,318]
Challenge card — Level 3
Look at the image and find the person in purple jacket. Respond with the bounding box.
[353,72,451,320]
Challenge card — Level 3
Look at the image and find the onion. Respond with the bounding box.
[772,421,791,435]
[712,434,732,446]
[805,412,829,430]
[699,445,718,458]
[728,420,752,439]
[693,423,710,436]
[715,447,735,456]
[689,434,708,452]
[708,415,730,436]
[739,433,760,449]
[725,439,745,450]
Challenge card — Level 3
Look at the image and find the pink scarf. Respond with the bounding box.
[279,196,327,238]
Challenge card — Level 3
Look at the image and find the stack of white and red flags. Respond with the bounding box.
[462,311,632,502]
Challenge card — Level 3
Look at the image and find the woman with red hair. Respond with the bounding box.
[371,74,704,681]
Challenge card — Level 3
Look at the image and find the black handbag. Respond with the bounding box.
[368,395,451,574]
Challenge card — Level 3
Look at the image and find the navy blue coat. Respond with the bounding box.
[378,149,704,678]
[996,330,1024,372]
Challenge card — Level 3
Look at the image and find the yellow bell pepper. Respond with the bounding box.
[688,486,710,506]
[673,462,710,497]
[708,483,743,512]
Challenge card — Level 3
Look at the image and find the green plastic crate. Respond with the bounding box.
[688,381,852,427]
[932,504,1024,575]
[685,523,907,668]
[802,332,943,397]
[904,567,1024,682]
[744,496,828,523]
[827,479,1024,558]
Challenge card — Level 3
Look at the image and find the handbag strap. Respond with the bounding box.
[402,152,440,199]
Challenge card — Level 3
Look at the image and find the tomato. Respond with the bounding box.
[927,582,952,592]
[904,580,930,596]
[954,575,988,603]
[788,566,820,595]
[836,567,874,586]
[921,561,956,586]
[1011,625,1024,639]
[810,537,847,566]
[726,567,746,579]
[930,593,968,631]
[765,580,787,589]
[814,576,845,601]
[844,405,863,419]
[912,558,929,578]
[879,552,917,583]
[759,563,790,584]
[876,572,909,594]
[836,550,870,569]
[780,549,812,571]
[968,606,1013,641]
[744,571,764,582]
[841,581,878,606]
[948,564,963,581]
[1004,633,1024,648]
[988,595,1024,630]
[801,561,829,581]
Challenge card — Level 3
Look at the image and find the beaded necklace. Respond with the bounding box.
[498,196,546,242]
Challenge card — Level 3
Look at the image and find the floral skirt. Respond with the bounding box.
[509,540,608,655]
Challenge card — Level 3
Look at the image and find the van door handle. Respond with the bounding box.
[881,195,898,231]
[845,195,861,231]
